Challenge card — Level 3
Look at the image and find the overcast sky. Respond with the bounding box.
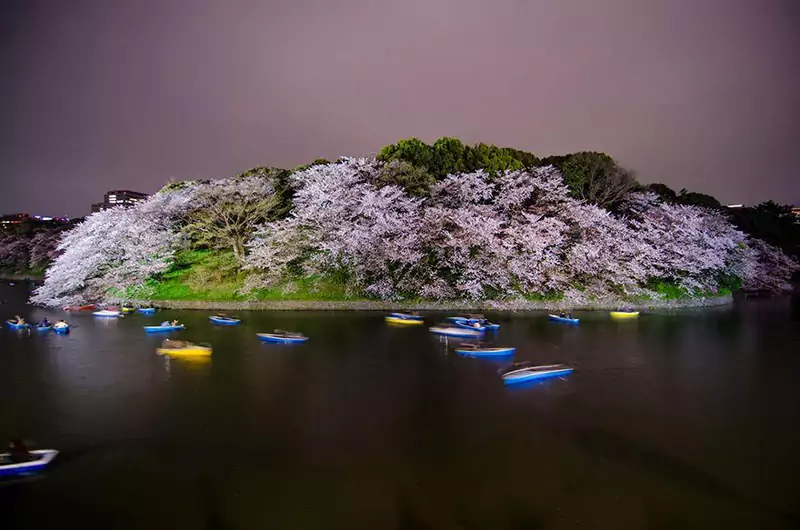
[2,0,798,217]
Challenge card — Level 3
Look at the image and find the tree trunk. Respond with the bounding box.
[233,238,245,263]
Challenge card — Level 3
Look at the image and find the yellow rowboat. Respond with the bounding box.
[157,342,212,357]
[121,307,135,313]
[385,316,424,325]
[610,311,640,319]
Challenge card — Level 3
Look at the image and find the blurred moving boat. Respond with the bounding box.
[429,326,484,338]
[136,307,157,314]
[548,314,579,324]
[63,305,95,311]
[6,320,30,329]
[610,311,639,319]
[454,344,516,357]
[256,330,309,344]
[446,315,500,330]
[144,324,185,333]
[157,340,211,357]
[501,363,574,385]
[209,315,241,325]
[386,313,424,325]
[0,449,58,477]
[93,310,121,318]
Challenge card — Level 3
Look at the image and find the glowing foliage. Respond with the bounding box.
[31,189,195,307]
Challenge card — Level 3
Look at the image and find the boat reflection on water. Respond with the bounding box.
[159,351,212,379]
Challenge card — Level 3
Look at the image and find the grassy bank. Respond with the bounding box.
[122,250,737,309]
[142,250,363,302]
[121,294,734,312]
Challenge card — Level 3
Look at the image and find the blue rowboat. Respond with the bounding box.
[209,316,241,326]
[389,312,423,320]
[53,325,70,334]
[548,314,579,324]
[36,325,52,332]
[256,332,308,344]
[0,449,58,477]
[455,346,516,357]
[6,320,30,329]
[454,320,487,332]
[502,364,574,385]
[136,308,157,314]
[429,326,484,338]
[144,324,185,333]
[447,316,500,330]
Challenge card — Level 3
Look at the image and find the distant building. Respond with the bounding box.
[91,190,149,213]
[1,212,71,228]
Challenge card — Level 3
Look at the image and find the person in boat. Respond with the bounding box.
[7,439,33,463]
[39,318,51,327]
[567,312,573,319]
[54,319,68,328]
[13,315,25,325]
[171,320,180,326]
[559,312,566,318]
[161,320,171,326]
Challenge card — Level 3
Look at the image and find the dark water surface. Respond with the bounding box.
[1,283,799,529]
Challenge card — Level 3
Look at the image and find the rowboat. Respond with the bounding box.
[389,312,423,320]
[501,363,574,385]
[53,324,70,334]
[446,315,500,330]
[385,315,424,325]
[92,310,121,318]
[610,311,639,319]
[548,314,579,324]
[429,326,484,338]
[157,341,212,357]
[143,324,185,333]
[256,331,309,344]
[6,320,30,329]
[121,307,135,313]
[63,304,95,311]
[36,325,52,332]
[454,345,516,357]
[453,320,487,332]
[0,449,59,477]
[136,307,157,314]
[209,315,241,326]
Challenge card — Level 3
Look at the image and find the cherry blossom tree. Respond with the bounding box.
[740,238,798,293]
[31,188,195,307]
[0,233,29,272]
[184,176,281,263]
[32,158,798,304]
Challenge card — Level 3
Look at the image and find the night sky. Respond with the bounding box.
[2,0,799,217]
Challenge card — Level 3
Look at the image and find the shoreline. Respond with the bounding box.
[120,294,733,312]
